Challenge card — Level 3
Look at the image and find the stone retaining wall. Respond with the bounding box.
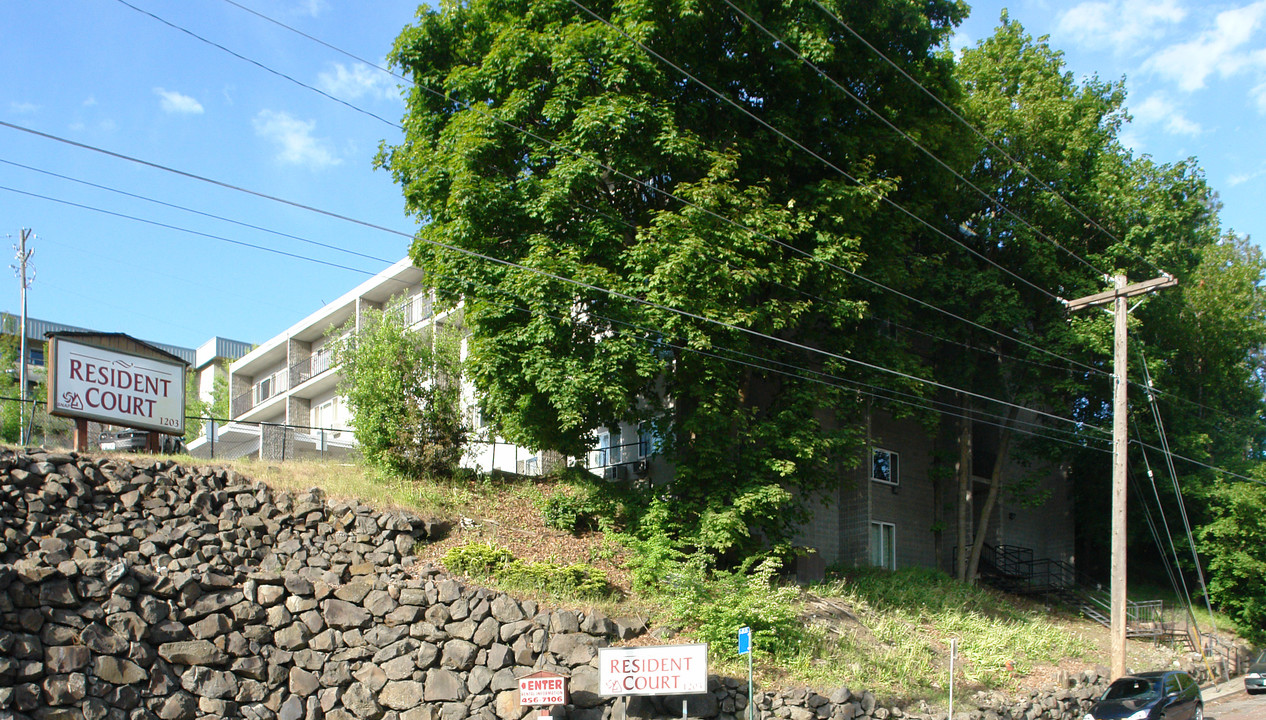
[0,450,1177,720]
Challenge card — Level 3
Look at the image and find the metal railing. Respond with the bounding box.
[288,349,335,389]
[230,370,290,418]
[188,417,357,462]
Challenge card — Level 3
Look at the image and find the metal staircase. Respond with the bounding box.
[977,544,1164,640]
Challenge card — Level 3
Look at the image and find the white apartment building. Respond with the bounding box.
[196,257,658,479]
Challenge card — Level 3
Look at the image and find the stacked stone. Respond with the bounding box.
[0,451,433,584]
[967,672,1107,720]
[0,448,1104,720]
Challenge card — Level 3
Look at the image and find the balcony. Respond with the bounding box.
[231,371,288,419]
[289,349,335,389]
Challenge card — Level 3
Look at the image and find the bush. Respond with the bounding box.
[662,555,805,660]
[329,298,469,477]
[443,542,513,576]
[539,492,596,533]
[442,542,614,600]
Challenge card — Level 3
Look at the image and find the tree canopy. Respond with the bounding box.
[380,0,1266,633]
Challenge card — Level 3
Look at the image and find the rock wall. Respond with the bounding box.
[0,450,1147,720]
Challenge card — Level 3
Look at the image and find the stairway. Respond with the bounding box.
[978,543,1165,640]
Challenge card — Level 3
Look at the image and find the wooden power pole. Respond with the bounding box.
[1066,273,1176,679]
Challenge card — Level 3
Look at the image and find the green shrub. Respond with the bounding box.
[442,542,614,600]
[539,492,596,533]
[663,555,806,660]
[443,542,513,577]
[505,559,612,599]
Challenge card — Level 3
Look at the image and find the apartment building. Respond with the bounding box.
[791,407,1075,579]
[204,258,1072,577]
[208,258,664,479]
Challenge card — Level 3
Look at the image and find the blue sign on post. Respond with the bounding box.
[737,626,751,655]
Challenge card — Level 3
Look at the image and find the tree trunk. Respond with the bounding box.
[954,401,972,581]
[966,407,1018,582]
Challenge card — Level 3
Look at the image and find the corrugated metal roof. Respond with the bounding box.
[1,312,197,364]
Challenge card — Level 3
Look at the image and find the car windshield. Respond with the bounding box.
[1102,678,1160,701]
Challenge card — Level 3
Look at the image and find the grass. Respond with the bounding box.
[789,567,1097,703]
[1129,580,1234,638]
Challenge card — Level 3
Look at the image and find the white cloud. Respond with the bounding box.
[9,101,38,114]
[1144,1,1266,91]
[1228,164,1266,185]
[1056,0,1186,53]
[1252,81,1266,112]
[317,62,399,102]
[299,0,327,18]
[253,110,341,168]
[1129,92,1203,135]
[155,88,204,115]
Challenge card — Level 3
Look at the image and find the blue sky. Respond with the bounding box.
[2,0,1264,351]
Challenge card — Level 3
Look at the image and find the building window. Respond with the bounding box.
[638,422,660,458]
[28,347,44,366]
[870,522,896,570]
[872,448,898,485]
[255,375,274,404]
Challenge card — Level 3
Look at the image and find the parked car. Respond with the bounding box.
[1084,670,1202,720]
[98,429,148,452]
[1245,649,1266,694]
[98,430,185,454]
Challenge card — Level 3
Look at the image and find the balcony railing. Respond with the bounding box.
[289,349,335,389]
[230,371,288,418]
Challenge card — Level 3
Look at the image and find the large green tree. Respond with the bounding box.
[955,20,1266,637]
[380,0,973,557]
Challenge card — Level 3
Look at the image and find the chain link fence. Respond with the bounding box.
[0,394,75,448]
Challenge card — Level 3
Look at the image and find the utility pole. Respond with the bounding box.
[1066,273,1176,680]
[11,229,35,446]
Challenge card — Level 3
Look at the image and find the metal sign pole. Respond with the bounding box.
[738,626,753,720]
[948,638,956,720]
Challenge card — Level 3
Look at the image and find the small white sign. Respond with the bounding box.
[598,644,708,696]
[50,338,185,435]
[518,672,567,706]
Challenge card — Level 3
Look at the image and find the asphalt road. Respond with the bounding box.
[1205,685,1264,720]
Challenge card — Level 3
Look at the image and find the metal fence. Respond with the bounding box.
[0,395,75,448]
[186,417,358,462]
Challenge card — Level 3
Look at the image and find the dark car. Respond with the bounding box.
[1085,671,1202,720]
[1246,650,1266,694]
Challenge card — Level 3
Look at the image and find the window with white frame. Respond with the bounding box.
[871,447,899,485]
[255,375,274,404]
[638,422,657,458]
[870,521,896,570]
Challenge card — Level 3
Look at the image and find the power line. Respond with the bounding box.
[112,0,400,131]
[0,158,397,268]
[717,0,1105,286]
[209,0,1114,379]
[807,0,1167,280]
[9,126,1261,486]
[0,184,382,277]
[566,0,1066,306]
[0,119,1107,436]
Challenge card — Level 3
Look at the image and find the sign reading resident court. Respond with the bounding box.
[518,671,568,706]
[598,644,708,697]
[49,338,185,435]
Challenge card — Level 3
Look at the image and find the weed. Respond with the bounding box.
[442,542,615,601]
